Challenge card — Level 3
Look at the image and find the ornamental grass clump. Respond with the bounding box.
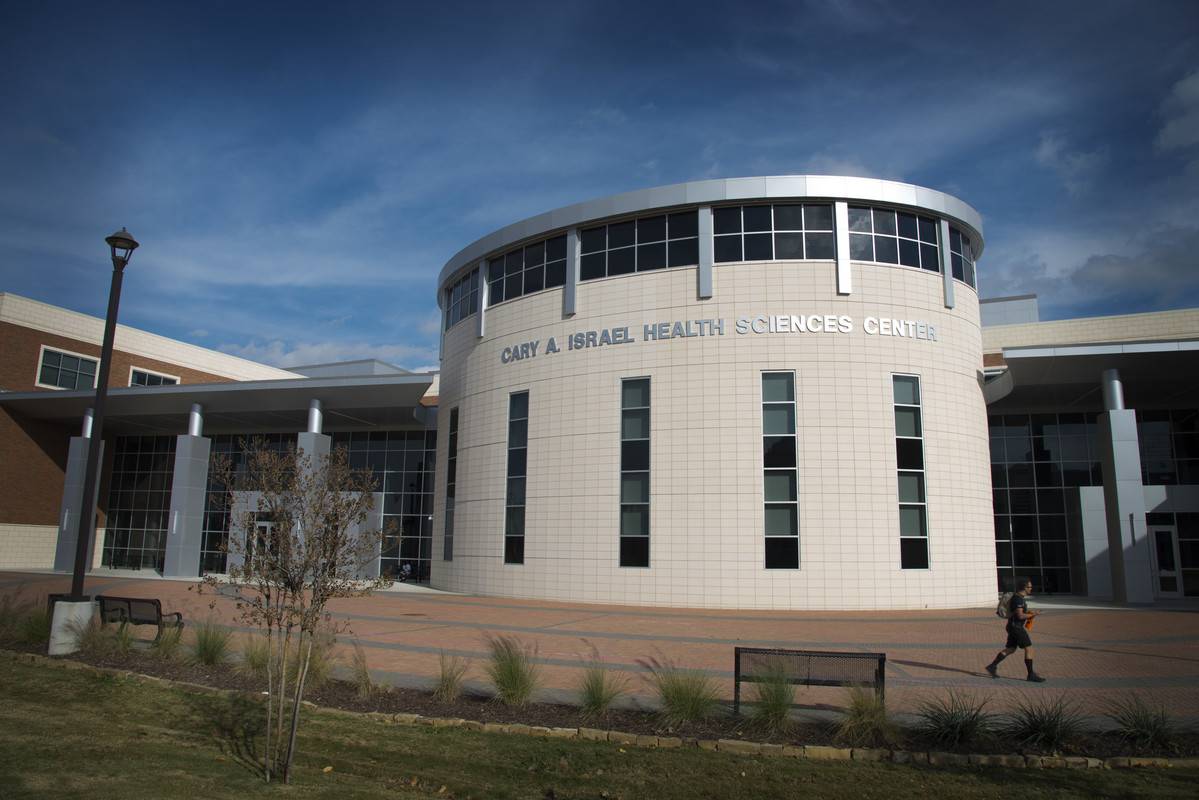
[486,636,540,707]
[1105,694,1178,753]
[915,690,994,750]
[434,651,470,703]
[350,640,376,700]
[640,656,721,727]
[745,663,796,736]
[111,620,136,657]
[1001,695,1086,752]
[16,606,52,646]
[190,618,232,667]
[577,647,628,719]
[238,634,271,679]
[69,617,117,659]
[837,686,899,748]
[287,628,336,690]
[151,625,183,661]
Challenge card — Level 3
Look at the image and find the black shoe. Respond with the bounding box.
[985,664,998,679]
[1027,672,1046,683]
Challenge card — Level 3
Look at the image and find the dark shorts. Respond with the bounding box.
[1005,624,1032,649]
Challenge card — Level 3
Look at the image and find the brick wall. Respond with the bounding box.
[0,320,234,528]
[0,320,236,391]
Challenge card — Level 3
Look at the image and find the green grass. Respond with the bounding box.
[1,654,1197,800]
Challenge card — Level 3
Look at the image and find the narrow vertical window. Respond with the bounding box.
[620,378,650,567]
[443,408,459,561]
[505,392,528,564]
[894,375,929,568]
[763,372,799,568]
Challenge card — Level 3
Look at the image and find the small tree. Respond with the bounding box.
[201,440,391,784]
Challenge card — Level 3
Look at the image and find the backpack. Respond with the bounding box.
[995,592,1014,618]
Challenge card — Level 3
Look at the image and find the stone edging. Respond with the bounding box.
[5,650,1195,771]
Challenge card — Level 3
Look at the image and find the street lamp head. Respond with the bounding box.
[105,227,139,266]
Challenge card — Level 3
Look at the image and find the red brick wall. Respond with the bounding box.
[0,321,239,526]
[0,320,236,391]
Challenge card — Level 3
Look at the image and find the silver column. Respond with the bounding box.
[308,398,323,434]
[187,403,204,437]
[697,206,713,299]
[1102,368,1125,410]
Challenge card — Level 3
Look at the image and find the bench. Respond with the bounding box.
[733,647,886,715]
[95,595,184,642]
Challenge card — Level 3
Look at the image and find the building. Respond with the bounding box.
[2,176,1197,608]
[435,176,992,609]
[0,293,438,580]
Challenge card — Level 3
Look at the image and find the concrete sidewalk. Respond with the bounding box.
[6,569,1198,722]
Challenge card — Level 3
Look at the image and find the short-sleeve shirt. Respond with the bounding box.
[1007,594,1027,630]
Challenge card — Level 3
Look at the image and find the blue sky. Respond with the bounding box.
[1,1,1197,371]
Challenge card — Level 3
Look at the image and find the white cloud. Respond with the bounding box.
[1034,132,1108,196]
[218,339,437,371]
[1156,70,1199,152]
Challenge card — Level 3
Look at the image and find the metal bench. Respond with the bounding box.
[733,647,886,714]
[95,595,184,642]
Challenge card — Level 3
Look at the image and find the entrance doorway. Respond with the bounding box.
[247,519,275,573]
[1150,525,1182,598]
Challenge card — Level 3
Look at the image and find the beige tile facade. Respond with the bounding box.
[434,259,994,609]
[983,308,1199,354]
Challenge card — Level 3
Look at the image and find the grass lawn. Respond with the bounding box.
[1,655,1196,799]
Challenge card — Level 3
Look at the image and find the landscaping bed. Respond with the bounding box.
[6,636,1197,761]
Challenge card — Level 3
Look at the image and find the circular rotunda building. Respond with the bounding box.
[433,176,993,610]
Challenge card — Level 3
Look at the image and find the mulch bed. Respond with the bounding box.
[8,639,1198,759]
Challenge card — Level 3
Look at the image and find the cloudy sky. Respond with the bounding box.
[1,1,1196,371]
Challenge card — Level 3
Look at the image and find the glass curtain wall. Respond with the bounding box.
[101,435,176,570]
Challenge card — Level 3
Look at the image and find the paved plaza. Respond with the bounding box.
[5,569,1198,723]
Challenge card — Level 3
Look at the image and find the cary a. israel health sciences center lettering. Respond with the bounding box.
[433,176,993,611]
[499,313,941,364]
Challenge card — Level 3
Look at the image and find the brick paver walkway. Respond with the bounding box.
[6,569,1198,722]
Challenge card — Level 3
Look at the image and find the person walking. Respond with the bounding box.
[985,577,1046,682]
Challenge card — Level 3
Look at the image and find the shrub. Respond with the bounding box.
[191,619,232,666]
[151,625,184,660]
[238,634,271,679]
[640,657,721,727]
[578,665,628,719]
[837,687,899,747]
[1001,695,1086,752]
[486,636,540,707]
[915,691,994,749]
[434,651,470,703]
[745,663,795,735]
[1105,694,1178,753]
[349,640,376,699]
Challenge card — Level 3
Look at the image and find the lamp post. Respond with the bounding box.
[66,227,139,599]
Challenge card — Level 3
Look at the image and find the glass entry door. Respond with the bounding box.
[1151,526,1182,598]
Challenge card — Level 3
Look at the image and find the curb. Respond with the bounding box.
[4,650,1194,771]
